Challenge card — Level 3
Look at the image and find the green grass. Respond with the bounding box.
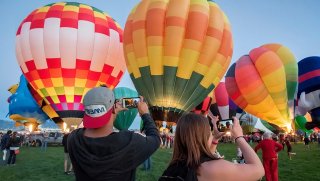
[0,143,319,181]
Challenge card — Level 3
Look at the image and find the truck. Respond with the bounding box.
[28,132,63,146]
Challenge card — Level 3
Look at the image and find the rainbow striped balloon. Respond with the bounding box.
[15,2,126,127]
[226,44,297,129]
[124,0,233,122]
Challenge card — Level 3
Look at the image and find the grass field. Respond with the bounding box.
[0,142,319,181]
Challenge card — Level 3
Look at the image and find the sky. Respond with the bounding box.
[1,0,320,129]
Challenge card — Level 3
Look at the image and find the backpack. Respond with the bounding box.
[159,161,197,181]
[159,156,214,181]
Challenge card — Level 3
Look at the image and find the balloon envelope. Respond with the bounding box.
[295,116,313,134]
[8,75,48,125]
[295,56,320,129]
[124,0,233,122]
[226,44,297,130]
[113,87,138,130]
[8,84,18,94]
[209,82,238,120]
[15,2,126,127]
[191,96,212,115]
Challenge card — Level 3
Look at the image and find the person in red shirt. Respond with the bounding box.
[255,132,283,181]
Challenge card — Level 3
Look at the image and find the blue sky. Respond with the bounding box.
[1,0,320,129]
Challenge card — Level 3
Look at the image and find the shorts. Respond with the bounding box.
[287,147,292,153]
[64,153,71,162]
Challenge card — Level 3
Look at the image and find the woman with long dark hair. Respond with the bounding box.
[160,113,264,181]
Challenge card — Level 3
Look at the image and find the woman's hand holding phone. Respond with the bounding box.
[207,110,225,140]
[231,117,244,139]
[208,110,219,124]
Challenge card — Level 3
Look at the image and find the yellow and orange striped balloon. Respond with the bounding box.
[124,0,233,122]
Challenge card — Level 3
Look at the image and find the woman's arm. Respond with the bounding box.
[201,117,264,181]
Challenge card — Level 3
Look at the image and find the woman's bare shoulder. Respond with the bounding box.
[204,159,232,168]
[199,159,263,181]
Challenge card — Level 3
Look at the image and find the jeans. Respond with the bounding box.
[41,141,48,151]
[7,150,16,165]
[143,157,151,170]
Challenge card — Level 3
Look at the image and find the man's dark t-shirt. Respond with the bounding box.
[68,114,160,181]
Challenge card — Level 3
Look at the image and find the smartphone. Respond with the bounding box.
[217,119,233,132]
[122,97,140,109]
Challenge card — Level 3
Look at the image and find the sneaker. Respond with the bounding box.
[64,172,68,175]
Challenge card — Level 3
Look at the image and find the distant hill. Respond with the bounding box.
[0,119,24,131]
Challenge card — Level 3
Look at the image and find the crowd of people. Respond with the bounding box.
[160,132,174,149]
[1,86,320,181]
[0,129,75,176]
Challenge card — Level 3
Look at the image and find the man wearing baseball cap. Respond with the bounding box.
[67,87,160,181]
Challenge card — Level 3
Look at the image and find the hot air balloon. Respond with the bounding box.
[226,44,298,131]
[295,116,313,134]
[191,96,212,115]
[208,81,247,121]
[295,56,320,129]
[15,2,126,128]
[229,99,244,116]
[124,0,233,122]
[113,87,139,130]
[209,82,235,120]
[28,81,63,125]
[8,84,19,94]
[7,75,48,128]
[254,119,274,134]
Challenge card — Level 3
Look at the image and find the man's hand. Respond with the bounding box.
[137,96,149,115]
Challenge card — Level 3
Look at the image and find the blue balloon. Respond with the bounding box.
[296,56,320,129]
[8,75,49,124]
